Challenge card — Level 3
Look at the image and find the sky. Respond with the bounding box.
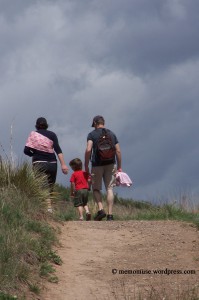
[1,0,199,203]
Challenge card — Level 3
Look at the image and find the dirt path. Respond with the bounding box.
[41,220,199,300]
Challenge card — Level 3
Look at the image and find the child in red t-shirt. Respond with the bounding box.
[69,158,91,221]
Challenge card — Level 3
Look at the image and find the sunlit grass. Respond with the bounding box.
[53,185,199,227]
[0,159,61,299]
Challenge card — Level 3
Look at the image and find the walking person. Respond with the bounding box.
[84,115,122,221]
[69,158,91,221]
[24,117,69,212]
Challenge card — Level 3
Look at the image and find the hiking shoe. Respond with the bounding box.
[86,213,91,221]
[107,214,114,221]
[94,209,106,221]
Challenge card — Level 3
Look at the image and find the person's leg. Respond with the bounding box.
[92,166,106,220]
[77,206,84,220]
[93,190,103,210]
[103,164,116,219]
[106,189,114,215]
[33,162,57,212]
[84,205,91,220]
[82,190,89,212]
[91,166,103,210]
[84,205,89,213]
[81,190,91,221]
[45,162,57,212]
[74,190,84,220]
[45,162,57,193]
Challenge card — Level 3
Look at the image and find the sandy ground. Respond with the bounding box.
[40,220,199,300]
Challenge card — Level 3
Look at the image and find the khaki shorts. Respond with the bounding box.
[91,164,116,191]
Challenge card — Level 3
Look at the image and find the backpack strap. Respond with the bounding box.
[102,128,107,135]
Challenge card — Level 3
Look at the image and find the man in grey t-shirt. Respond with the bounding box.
[84,115,122,221]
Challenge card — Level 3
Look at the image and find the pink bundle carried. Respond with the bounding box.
[25,131,54,153]
[116,171,133,187]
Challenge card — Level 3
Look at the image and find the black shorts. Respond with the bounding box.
[33,162,57,192]
[74,189,89,207]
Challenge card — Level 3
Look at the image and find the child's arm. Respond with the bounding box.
[70,182,76,197]
[87,174,92,191]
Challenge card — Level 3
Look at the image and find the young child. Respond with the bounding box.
[69,158,91,221]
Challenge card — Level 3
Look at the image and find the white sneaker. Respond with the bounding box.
[47,208,53,213]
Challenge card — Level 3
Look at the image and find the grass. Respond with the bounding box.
[0,160,61,299]
[0,292,18,300]
[0,156,198,299]
[108,279,199,300]
[53,184,199,228]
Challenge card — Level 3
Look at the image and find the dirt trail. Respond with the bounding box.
[41,220,199,300]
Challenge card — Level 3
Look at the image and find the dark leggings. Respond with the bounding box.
[33,162,57,192]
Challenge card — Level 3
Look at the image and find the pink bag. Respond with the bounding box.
[25,131,54,153]
[116,171,133,187]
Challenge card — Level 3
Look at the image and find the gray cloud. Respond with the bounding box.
[0,0,199,202]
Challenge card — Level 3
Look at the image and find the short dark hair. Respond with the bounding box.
[91,115,105,127]
[35,117,48,130]
[69,158,82,171]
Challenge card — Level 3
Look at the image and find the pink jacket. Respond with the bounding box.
[116,171,133,187]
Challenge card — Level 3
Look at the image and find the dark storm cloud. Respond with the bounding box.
[0,0,199,202]
[81,0,199,75]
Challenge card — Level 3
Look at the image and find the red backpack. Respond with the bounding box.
[96,129,116,163]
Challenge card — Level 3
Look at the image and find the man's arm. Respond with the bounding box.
[115,143,122,171]
[84,140,93,173]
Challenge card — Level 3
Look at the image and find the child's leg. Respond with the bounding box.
[82,190,91,221]
[83,205,90,214]
[77,206,84,220]
[84,205,91,221]
[82,190,90,214]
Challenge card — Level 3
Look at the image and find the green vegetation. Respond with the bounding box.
[0,160,61,299]
[54,184,199,228]
[0,158,198,299]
